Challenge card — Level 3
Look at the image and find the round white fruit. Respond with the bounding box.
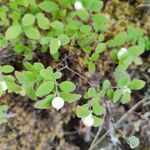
[122,86,131,94]
[52,96,64,110]
[74,1,83,10]
[117,47,127,59]
[0,81,7,91]
[82,114,94,127]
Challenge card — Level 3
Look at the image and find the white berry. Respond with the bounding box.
[74,1,83,10]
[52,97,64,110]
[122,86,131,94]
[117,47,128,59]
[82,114,94,127]
[0,81,7,91]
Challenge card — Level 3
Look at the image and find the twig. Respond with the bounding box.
[66,67,95,86]
[89,96,150,150]
[89,101,108,150]
[54,58,97,86]
[137,4,150,8]
[63,59,99,87]
[57,66,67,72]
[89,125,103,150]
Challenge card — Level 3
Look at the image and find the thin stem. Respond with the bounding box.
[67,67,96,86]
[57,66,67,72]
[137,4,150,8]
[54,80,59,96]
[89,125,103,150]
[89,102,107,150]
[63,59,99,87]
[89,96,150,150]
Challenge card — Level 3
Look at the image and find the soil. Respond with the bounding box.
[0,0,150,150]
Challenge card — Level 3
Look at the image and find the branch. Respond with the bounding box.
[63,59,99,87]
[89,96,150,150]
[89,125,103,150]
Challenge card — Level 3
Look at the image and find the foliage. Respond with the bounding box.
[0,0,146,136]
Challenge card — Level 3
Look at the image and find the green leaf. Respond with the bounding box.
[24,26,40,40]
[134,57,142,65]
[128,46,144,56]
[59,81,76,92]
[60,92,81,103]
[50,38,61,54]
[92,14,107,32]
[127,136,140,149]
[87,87,96,98]
[40,36,50,45]
[110,49,118,61]
[113,89,122,103]
[76,105,90,118]
[23,71,37,82]
[53,72,62,80]
[5,25,22,40]
[90,52,99,61]
[128,79,145,90]
[34,95,54,109]
[15,71,37,84]
[117,76,130,87]
[36,81,54,97]
[122,55,133,67]
[102,80,110,89]
[138,37,145,50]
[93,116,103,127]
[13,43,25,53]
[92,99,105,115]
[107,89,114,99]
[127,26,144,41]
[121,92,131,104]
[50,21,64,30]
[22,13,35,26]
[57,34,70,46]
[80,25,91,33]
[107,32,127,47]
[52,52,59,61]
[33,63,44,72]
[36,12,50,30]
[40,68,53,80]
[6,82,21,93]
[95,43,106,53]
[88,62,96,73]
[75,10,89,21]
[99,89,106,97]
[24,85,37,100]
[1,65,14,73]
[15,71,28,84]
[23,62,34,71]
[0,38,8,49]
[98,34,104,42]
[84,0,103,12]
[3,75,15,82]
[39,1,59,13]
